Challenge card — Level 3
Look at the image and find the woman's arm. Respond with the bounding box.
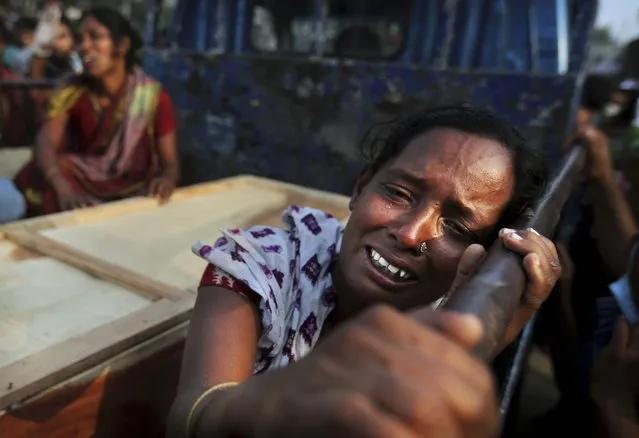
[34,113,71,193]
[157,130,180,184]
[577,125,638,278]
[588,176,638,279]
[154,89,179,181]
[166,285,261,438]
[149,89,179,202]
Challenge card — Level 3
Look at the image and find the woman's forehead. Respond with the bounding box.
[391,128,513,174]
[80,17,106,32]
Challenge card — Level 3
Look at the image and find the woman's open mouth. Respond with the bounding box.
[366,247,416,283]
[82,54,96,65]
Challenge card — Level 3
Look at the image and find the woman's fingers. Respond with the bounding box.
[497,227,562,339]
[148,178,174,204]
[148,178,160,196]
[499,228,562,300]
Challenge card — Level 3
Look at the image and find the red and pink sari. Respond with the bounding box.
[14,69,176,217]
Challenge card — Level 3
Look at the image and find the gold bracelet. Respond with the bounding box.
[186,381,239,437]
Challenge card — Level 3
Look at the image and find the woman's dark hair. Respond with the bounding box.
[581,74,615,111]
[14,17,37,33]
[59,15,75,39]
[359,103,549,228]
[81,7,143,70]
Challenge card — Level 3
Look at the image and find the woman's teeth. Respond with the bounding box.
[83,54,95,63]
[369,248,411,280]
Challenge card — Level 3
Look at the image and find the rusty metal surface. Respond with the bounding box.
[145,51,580,193]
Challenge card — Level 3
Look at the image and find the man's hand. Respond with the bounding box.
[215,307,499,438]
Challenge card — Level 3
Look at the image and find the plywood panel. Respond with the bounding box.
[0,241,151,369]
[0,176,350,410]
[41,182,348,290]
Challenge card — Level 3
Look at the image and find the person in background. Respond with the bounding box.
[590,319,639,438]
[566,75,629,351]
[542,89,639,437]
[534,74,632,436]
[587,90,639,437]
[0,21,41,147]
[0,177,25,223]
[3,6,64,77]
[13,7,179,216]
[30,15,77,80]
[13,17,37,48]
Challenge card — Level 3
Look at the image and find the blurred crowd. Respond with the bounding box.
[0,5,82,148]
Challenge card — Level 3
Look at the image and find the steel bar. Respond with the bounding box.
[499,314,537,416]
[443,145,586,360]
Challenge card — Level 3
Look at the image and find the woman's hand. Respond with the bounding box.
[53,180,100,211]
[591,318,639,416]
[499,227,562,345]
[210,308,498,438]
[148,175,175,205]
[446,229,561,350]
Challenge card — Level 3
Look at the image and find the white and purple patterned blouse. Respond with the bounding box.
[192,205,344,375]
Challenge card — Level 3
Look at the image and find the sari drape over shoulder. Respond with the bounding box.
[14,68,176,217]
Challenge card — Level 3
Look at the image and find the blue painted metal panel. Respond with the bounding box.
[531,0,561,73]
[503,0,531,72]
[476,0,506,70]
[418,0,440,65]
[143,0,598,192]
[144,52,583,192]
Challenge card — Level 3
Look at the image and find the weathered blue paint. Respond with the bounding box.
[141,0,597,193]
[144,52,586,192]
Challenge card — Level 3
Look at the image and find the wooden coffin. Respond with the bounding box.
[0,175,350,438]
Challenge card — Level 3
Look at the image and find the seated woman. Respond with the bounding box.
[14,7,179,217]
[167,104,562,438]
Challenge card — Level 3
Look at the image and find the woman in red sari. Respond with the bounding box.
[15,7,179,217]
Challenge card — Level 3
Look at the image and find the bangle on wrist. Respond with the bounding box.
[186,382,239,438]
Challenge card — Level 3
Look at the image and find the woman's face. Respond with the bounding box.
[18,30,33,47]
[52,23,73,57]
[78,17,127,78]
[337,128,515,310]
